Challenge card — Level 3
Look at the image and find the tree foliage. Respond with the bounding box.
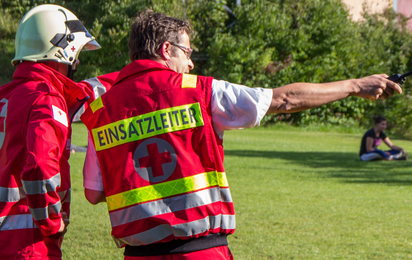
[1,0,412,134]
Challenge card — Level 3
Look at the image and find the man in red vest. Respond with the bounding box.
[0,4,101,260]
[81,10,401,260]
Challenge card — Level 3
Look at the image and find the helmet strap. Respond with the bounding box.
[67,65,77,80]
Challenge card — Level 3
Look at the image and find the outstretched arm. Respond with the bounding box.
[267,74,401,114]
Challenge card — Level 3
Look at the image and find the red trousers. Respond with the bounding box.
[124,246,233,260]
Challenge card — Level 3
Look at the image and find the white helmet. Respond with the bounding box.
[12,4,100,66]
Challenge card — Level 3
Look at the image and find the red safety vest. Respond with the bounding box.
[82,60,235,248]
[0,62,89,259]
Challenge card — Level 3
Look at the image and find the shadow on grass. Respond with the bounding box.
[224,149,412,186]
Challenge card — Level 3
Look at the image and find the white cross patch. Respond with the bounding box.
[52,105,68,127]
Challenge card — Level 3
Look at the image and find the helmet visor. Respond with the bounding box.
[65,20,101,51]
[83,39,101,51]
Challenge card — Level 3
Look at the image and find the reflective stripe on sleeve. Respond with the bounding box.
[109,187,233,227]
[21,173,61,195]
[0,214,37,231]
[73,77,108,122]
[58,189,71,204]
[0,186,26,202]
[113,214,236,247]
[106,171,228,211]
[29,201,61,221]
[84,77,107,99]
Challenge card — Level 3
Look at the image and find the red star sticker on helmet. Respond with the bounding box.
[71,46,76,52]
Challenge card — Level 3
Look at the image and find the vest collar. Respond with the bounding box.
[13,62,89,113]
[114,60,174,85]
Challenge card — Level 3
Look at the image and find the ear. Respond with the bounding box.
[159,41,172,60]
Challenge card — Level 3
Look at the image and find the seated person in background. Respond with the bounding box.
[359,116,407,161]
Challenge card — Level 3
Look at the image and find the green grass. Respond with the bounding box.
[63,123,412,259]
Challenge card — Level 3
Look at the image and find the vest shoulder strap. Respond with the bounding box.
[90,96,104,113]
[181,74,197,89]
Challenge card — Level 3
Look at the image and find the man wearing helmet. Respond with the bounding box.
[81,10,402,260]
[0,4,100,259]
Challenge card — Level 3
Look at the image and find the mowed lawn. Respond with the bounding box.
[63,123,412,259]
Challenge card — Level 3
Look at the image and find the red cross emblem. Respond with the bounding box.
[0,102,6,133]
[138,143,172,177]
[71,46,76,52]
[133,138,177,182]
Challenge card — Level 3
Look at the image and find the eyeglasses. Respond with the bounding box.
[170,42,192,60]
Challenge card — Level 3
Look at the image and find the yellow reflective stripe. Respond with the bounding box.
[90,97,104,113]
[92,103,204,151]
[181,74,197,88]
[106,171,228,211]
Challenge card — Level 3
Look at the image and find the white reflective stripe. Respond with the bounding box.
[57,189,71,203]
[29,201,61,221]
[0,214,37,231]
[73,77,107,122]
[109,187,233,227]
[82,77,107,99]
[219,214,236,230]
[0,186,26,202]
[86,77,108,99]
[172,214,235,236]
[21,173,61,195]
[113,214,236,247]
[220,187,232,202]
[0,98,8,150]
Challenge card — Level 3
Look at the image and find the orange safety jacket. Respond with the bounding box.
[81,60,236,248]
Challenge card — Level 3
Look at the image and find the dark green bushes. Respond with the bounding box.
[1,0,412,134]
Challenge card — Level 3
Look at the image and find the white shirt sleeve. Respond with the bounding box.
[211,79,273,138]
[83,133,104,191]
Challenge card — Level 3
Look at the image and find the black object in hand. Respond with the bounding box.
[387,70,412,86]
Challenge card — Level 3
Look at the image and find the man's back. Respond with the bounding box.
[82,59,235,252]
